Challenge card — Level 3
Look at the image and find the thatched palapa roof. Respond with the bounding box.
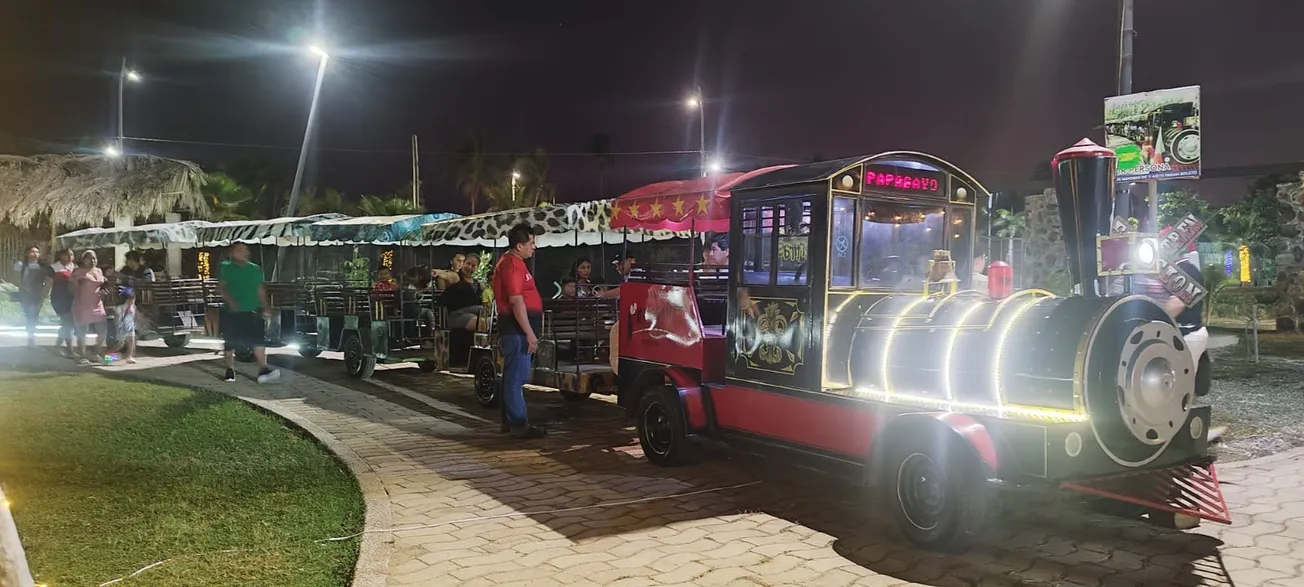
[0,154,208,229]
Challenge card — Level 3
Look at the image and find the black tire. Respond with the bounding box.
[162,333,191,349]
[474,355,499,408]
[234,344,255,363]
[1168,129,1200,165]
[888,434,993,553]
[297,347,323,359]
[417,361,438,373]
[636,386,694,466]
[561,391,591,402]
[343,335,376,379]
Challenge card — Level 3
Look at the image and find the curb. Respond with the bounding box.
[3,353,392,587]
[123,367,394,587]
[1217,445,1304,470]
[238,393,393,587]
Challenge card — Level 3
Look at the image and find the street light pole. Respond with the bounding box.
[275,46,328,282]
[284,48,329,219]
[686,88,707,177]
[116,58,141,151]
[118,57,127,150]
[696,86,706,177]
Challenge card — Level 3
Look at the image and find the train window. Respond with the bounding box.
[859,202,946,291]
[830,197,856,287]
[740,204,774,285]
[776,198,812,285]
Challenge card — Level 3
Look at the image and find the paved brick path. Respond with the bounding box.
[6,343,1304,587]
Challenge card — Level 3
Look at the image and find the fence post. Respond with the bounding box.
[0,487,36,587]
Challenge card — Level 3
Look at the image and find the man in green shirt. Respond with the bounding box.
[218,242,280,383]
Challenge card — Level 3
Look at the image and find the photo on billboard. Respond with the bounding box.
[1104,85,1201,181]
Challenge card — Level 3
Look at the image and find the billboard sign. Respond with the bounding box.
[1105,86,1201,181]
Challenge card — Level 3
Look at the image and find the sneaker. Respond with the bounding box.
[509,425,547,439]
[223,369,236,382]
[257,368,282,384]
[78,358,92,366]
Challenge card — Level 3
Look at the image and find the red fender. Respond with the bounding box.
[931,413,999,472]
[661,367,709,432]
[867,412,999,485]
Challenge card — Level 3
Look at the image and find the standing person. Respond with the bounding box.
[11,244,51,348]
[50,249,76,357]
[71,250,108,364]
[491,224,546,438]
[218,242,280,383]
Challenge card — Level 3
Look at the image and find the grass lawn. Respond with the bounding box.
[0,372,363,587]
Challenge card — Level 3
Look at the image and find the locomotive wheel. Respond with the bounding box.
[637,386,693,466]
[561,391,591,401]
[474,355,500,408]
[889,435,992,553]
[162,333,191,349]
[343,336,375,379]
[233,344,255,363]
[417,361,438,373]
[297,347,322,359]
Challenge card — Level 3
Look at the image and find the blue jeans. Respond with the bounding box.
[499,334,533,428]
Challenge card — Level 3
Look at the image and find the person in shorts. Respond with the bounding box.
[218,242,279,383]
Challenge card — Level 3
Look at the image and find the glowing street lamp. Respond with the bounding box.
[103,144,122,158]
[706,158,725,175]
[511,170,521,202]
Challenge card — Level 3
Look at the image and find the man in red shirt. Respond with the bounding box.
[491,223,547,438]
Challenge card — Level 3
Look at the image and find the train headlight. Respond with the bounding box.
[1136,238,1157,265]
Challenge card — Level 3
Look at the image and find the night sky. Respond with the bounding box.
[3,0,1303,211]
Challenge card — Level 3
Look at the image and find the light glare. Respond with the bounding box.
[104,145,122,158]
[685,96,701,109]
[308,45,329,58]
[125,69,142,82]
[706,159,724,174]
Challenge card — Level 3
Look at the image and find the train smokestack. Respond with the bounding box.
[1052,139,1118,297]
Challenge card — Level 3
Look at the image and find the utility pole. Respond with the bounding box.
[411,134,421,209]
[1118,0,1157,230]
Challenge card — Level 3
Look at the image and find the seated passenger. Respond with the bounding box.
[702,233,729,266]
[559,276,578,299]
[432,254,465,291]
[372,268,398,292]
[441,253,486,331]
[570,257,595,297]
[401,266,436,335]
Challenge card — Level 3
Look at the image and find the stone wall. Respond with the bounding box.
[1273,174,1304,329]
[1021,189,1069,293]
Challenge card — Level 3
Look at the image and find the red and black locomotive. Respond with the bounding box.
[611,144,1229,551]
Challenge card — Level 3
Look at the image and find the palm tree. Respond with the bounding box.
[482,173,529,212]
[513,147,557,207]
[298,188,357,216]
[456,132,492,215]
[358,194,423,216]
[588,134,614,199]
[992,209,1027,263]
[201,172,259,220]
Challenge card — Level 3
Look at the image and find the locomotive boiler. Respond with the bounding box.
[829,139,1212,483]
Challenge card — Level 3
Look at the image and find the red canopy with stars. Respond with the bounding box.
[609,165,794,233]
